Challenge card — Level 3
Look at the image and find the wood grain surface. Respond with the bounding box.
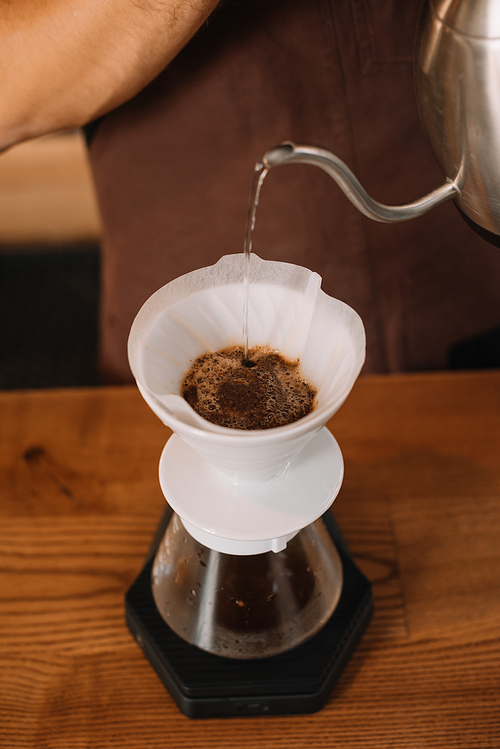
[1,372,499,747]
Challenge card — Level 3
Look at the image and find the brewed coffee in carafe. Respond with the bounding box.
[151,513,343,658]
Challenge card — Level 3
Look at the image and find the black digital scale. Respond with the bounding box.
[125,506,373,719]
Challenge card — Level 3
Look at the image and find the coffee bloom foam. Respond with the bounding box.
[182,345,316,430]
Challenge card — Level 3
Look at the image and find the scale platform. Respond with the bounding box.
[125,506,373,719]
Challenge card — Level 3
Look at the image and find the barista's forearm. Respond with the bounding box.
[0,0,219,151]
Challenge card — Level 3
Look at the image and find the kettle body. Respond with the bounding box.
[415,0,500,237]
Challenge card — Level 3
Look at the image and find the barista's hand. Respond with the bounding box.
[0,0,219,151]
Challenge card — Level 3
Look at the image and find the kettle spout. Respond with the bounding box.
[262,142,295,168]
[262,141,459,224]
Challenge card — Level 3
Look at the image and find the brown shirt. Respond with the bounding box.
[88,0,500,382]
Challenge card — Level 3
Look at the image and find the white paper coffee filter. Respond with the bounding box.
[128,253,365,481]
[129,255,322,394]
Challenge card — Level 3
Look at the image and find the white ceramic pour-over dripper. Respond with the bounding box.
[128,254,365,477]
[128,253,365,554]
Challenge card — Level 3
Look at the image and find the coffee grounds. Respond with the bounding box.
[181,346,316,430]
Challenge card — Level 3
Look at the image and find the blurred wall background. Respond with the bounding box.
[0,131,101,245]
[0,132,103,389]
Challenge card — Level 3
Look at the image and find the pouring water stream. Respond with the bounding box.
[242,160,268,362]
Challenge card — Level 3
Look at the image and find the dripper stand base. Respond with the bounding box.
[125,506,373,719]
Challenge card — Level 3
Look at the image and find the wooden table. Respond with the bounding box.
[1,371,499,747]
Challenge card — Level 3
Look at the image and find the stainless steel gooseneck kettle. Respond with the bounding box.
[263,0,500,244]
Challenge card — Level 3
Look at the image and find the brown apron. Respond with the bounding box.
[88,0,500,382]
